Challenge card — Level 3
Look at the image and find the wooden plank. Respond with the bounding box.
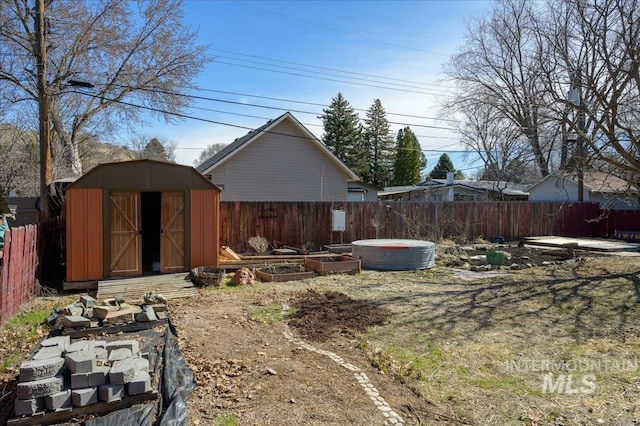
[97,273,198,302]
[62,318,168,338]
[220,246,241,260]
[63,281,99,291]
[7,391,157,426]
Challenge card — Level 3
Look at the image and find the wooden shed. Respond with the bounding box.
[65,160,220,282]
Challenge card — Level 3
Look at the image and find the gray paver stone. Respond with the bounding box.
[17,376,64,399]
[108,348,132,362]
[19,357,65,382]
[109,359,137,384]
[133,357,150,373]
[94,347,108,361]
[148,303,167,313]
[32,346,63,360]
[135,306,157,322]
[71,373,89,389]
[88,340,107,349]
[44,389,72,410]
[40,335,70,350]
[88,366,110,387]
[80,295,97,308]
[65,350,96,374]
[66,340,90,353]
[105,340,139,356]
[63,304,83,316]
[127,371,151,395]
[14,397,44,417]
[71,387,98,407]
[99,384,124,402]
[61,315,90,329]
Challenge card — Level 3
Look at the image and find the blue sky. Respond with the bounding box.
[138,0,494,177]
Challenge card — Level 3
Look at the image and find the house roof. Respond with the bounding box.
[348,181,383,192]
[380,179,530,197]
[196,112,359,181]
[419,179,529,196]
[527,171,638,194]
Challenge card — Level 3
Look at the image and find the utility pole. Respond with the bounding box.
[35,0,51,220]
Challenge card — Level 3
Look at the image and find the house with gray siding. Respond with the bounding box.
[380,174,528,201]
[527,171,639,210]
[197,113,359,201]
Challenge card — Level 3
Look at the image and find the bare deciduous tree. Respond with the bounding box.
[0,0,210,175]
[194,143,228,167]
[540,0,640,180]
[445,0,556,177]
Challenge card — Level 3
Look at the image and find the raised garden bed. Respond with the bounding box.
[304,255,361,275]
[255,264,314,282]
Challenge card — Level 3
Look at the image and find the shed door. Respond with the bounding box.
[160,192,185,273]
[109,191,142,276]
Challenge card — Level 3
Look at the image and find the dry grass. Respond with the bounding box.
[335,257,640,424]
[3,254,639,425]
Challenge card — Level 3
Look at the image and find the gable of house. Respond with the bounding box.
[528,171,638,209]
[198,113,358,201]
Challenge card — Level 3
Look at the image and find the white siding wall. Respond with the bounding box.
[209,121,349,201]
[528,177,586,202]
[529,177,639,209]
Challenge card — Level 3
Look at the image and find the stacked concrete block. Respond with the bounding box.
[105,340,140,355]
[99,384,124,402]
[13,317,156,419]
[127,371,151,395]
[72,387,98,407]
[57,294,169,331]
[14,397,45,417]
[40,335,70,351]
[44,389,72,410]
[32,346,63,360]
[65,350,96,374]
[88,366,110,387]
[19,358,65,382]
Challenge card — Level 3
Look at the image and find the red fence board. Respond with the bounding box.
[0,217,63,324]
[219,201,637,252]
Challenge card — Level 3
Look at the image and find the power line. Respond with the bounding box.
[101,83,458,131]
[210,48,454,91]
[195,87,459,122]
[71,90,467,154]
[213,60,448,96]
[212,54,453,94]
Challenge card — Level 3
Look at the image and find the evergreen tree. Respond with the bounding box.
[392,127,426,185]
[363,99,394,187]
[429,153,459,179]
[320,93,366,177]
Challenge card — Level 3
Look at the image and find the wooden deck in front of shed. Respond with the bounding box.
[97,273,199,302]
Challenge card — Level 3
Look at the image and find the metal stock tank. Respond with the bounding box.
[352,239,436,270]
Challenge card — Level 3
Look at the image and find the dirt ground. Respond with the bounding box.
[169,244,640,425]
[2,243,639,425]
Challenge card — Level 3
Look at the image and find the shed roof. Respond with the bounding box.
[196,112,359,181]
[67,159,221,191]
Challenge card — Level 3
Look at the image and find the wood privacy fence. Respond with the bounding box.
[220,201,609,252]
[0,217,64,323]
